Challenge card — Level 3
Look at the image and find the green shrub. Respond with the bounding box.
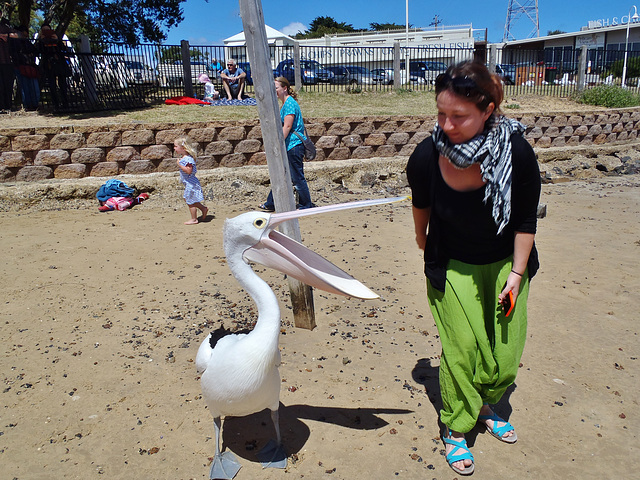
[574,84,640,108]
[604,56,640,79]
[505,103,521,109]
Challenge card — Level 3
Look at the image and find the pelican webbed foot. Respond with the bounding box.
[256,439,287,469]
[209,450,242,479]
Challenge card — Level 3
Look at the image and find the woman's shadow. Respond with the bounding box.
[411,357,517,447]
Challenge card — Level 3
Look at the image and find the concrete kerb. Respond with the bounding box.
[0,156,411,212]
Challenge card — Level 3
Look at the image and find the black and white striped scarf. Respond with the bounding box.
[432,115,526,234]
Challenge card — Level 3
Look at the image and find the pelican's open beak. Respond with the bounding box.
[243,196,409,300]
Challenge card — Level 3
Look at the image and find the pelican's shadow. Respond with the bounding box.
[411,357,517,447]
[219,403,413,462]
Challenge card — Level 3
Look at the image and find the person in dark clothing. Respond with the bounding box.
[406,60,541,476]
[0,20,16,111]
[9,25,40,110]
[35,23,71,109]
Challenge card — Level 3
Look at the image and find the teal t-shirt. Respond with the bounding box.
[280,96,305,150]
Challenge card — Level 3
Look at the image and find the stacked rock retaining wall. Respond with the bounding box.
[2,108,640,183]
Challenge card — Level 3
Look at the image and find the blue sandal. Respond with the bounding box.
[478,411,518,443]
[258,203,275,212]
[443,430,475,475]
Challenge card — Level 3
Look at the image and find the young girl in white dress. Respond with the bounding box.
[174,136,208,225]
[198,73,220,102]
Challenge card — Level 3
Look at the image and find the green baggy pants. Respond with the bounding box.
[427,257,529,433]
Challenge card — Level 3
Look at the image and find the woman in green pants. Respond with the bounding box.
[406,60,540,475]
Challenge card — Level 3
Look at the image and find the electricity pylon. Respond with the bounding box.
[503,0,540,41]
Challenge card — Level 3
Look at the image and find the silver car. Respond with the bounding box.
[372,68,394,85]
[123,60,158,86]
[326,65,377,86]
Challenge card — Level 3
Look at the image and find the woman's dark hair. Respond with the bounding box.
[435,60,503,114]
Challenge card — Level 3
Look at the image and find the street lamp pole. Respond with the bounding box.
[405,0,409,85]
[622,5,639,87]
[405,0,409,47]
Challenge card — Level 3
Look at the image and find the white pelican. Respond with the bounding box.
[196,197,406,479]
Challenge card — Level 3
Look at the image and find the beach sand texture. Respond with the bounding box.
[1,172,638,479]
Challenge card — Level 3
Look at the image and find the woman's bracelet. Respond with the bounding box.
[511,269,523,277]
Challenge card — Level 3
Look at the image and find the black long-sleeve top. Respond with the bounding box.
[406,133,541,291]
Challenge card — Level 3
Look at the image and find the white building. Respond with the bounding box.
[224,24,486,71]
[500,17,640,75]
[297,24,484,49]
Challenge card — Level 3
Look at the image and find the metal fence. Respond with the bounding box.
[9,36,640,113]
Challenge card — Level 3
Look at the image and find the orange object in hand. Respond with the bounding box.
[502,290,515,317]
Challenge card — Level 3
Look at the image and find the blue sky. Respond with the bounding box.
[164,0,636,46]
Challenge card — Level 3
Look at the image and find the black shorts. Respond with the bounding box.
[229,83,242,97]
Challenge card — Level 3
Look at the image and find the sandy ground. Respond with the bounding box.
[1,166,639,480]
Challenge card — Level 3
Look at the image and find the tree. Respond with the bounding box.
[1,0,188,45]
[547,29,566,36]
[607,56,640,79]
[295,16,358,39]
[309,16,355,33]
[370,22,405,31]
[158,46,209,64]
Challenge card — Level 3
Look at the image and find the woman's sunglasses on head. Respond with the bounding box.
[435,73,492,109]
[435,73,484,98]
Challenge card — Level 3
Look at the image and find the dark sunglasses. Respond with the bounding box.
[435,73,485,98]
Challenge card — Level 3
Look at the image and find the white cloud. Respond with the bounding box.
[279,22,307,36]
[189,36,213,45]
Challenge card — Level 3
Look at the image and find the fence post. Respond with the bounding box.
[577,45,587,91]
[393,42,401,90]
[78,35,98,108]
[239,0,316,330]
[293,42,302,91]
[181,40,194,97]
[488,44,497,76]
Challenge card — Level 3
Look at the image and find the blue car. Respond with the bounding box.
[273,59,333,85]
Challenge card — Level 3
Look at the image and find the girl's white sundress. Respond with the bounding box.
[179,155,204,204]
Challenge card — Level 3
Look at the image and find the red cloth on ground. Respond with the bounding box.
[165,96,207,105]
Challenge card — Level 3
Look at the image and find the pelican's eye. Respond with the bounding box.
[253,218,267,229]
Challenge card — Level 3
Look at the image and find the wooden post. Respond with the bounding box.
[577,45,587,92]
[393,42,401,91]
[293,41,302,91]
[488,44,497,76]
[79,35,98,107]
[238,0,316,330]
[181,40,194,97]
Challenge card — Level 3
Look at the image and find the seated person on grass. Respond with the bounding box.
[220,59,246,100]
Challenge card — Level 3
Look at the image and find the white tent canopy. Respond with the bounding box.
[224,25,295,47]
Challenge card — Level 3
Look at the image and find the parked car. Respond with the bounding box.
[407,61,448,83]
[325,65,378,86]
[122,60,158,86]
[397,68,427,85]
[494,63,516,85]
[92,56,156,88]
[237,62,253,86]
[273,59,334,85]
[371,68,394,85]
[157,60,214,87]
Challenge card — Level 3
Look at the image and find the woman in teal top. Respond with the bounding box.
[259,76,314,211]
